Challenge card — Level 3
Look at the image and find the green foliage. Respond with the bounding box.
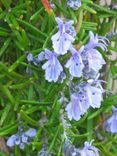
[0,0,117,155]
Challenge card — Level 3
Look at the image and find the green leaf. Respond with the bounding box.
[20,110,38,126]
[48,124,62,153]
[0,38,11,57]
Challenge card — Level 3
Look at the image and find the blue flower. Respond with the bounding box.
[21,133,28,143]
[37,51,45,61]
[82,31,107,78]
[67,0,81,10]
[27,53,39,65]
[86,80,103,108]
[25,128,37,137]
[105,106,117,133]
[66,93,89,121]
[42,49,63,82]
[79,141,99,156]
[51,17,76,55]
[7,134,20,147]
[85,31,108,51]
[65,46,84,77]
[27,53,33,62]
[83,49,105,71]
[82,48,106,79]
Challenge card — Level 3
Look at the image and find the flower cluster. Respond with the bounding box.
[24,3,116,155]
[7,127,36,149]
[27,17,108,121]
[27,18,107,83]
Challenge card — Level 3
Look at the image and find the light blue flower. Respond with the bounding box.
[27,53,39,65]
[65,46,84,77]
[82,31,107,78]
[27,53,33,62]
[25,128,37,137]
[105,106,117,133]
[66,92,89,121]
[42,49,63,82]
[21,133,28,143]
[7,134,20,147]
[86,80,103,108]
[82,48,106,79]
[85,49,105,71]
[37,51,45,61]
[15,135,21,145]
[51,17,76,55]
[79,141,99,156]
[85,31,108,51]
[67,0,81,10]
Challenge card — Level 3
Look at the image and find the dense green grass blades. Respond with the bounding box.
[0,29,9,37]
[81,5,97,14]
[108,45,117,52]
[10,14,20,30]
[15,146,22,156]
[17,18,47,37]
[8,55,26,72]
[48,124,62,153]
[100,18,115,35]
[43,27,57,48]
[0,0,10,8]
[54,1,69,16]
[0,124,17,136]
[20,110,38,126]
[90,3,117,15]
